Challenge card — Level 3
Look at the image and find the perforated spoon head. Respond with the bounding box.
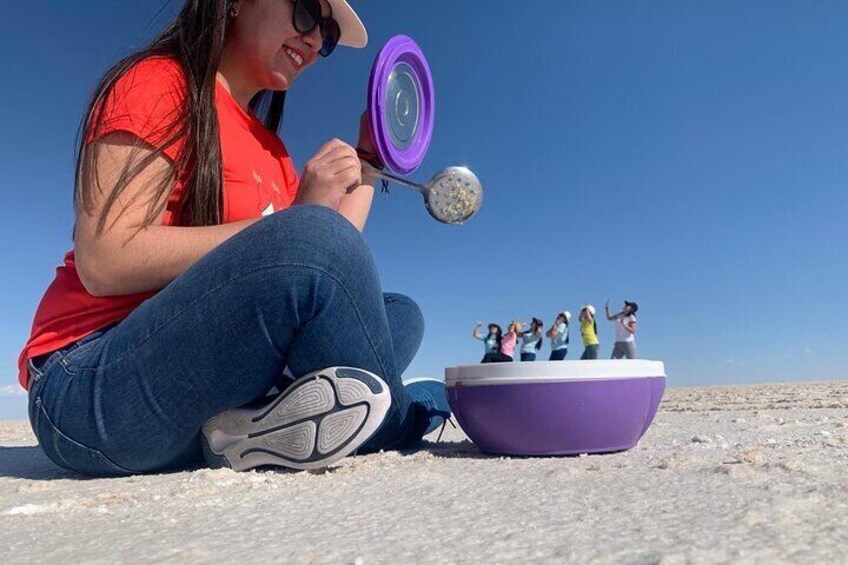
[423,166,483,224]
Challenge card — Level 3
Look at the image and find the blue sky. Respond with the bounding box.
[1,1,847,418]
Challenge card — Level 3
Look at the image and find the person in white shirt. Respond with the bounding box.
[546,311,571,361]
[605,300,638,359]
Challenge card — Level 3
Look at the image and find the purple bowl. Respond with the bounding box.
[445,361,666,456]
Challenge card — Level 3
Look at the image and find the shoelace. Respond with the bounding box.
[416,390,455,443]
[436,415,457,443]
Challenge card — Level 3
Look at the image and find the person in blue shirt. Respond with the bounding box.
[546,311,571,360]
[517,318,544,361]
[473,321,507,363]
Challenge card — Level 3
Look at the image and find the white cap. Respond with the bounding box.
[562,311,572,322]
[582,304,596,316]
[329,0,368,48]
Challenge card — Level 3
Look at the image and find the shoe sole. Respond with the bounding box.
[201,367,390,472]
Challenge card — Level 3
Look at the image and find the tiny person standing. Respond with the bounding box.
[518,318,544,362]
[473,321,504,363]
[546,311,571,361]
[606,299,638,359]
[500,321,520,362]
[579,305,600,360]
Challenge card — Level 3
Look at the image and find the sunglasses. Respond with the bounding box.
[291,0,341,57]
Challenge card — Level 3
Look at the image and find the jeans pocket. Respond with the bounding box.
[56,339,102,377]
[34,398,133,477]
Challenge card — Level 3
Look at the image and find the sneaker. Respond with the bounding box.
[400,377,452,447]
[201,367,390,472]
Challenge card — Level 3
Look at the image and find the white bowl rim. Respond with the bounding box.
[445,359,666,387]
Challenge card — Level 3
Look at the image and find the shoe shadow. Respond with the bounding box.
[0,446,77,480]
[400,439,492,460]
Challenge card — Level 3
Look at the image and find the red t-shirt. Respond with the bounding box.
[17,57,300,388]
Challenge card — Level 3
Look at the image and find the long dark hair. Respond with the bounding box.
[76,0,287,234]
[487,324,503,353]
[531,318,543,350]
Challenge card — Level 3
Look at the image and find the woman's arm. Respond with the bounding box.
[336,112,378,232]
[605,300,622,321]
[472,321,483,340]
[546,324,558,338]
[74,133,258,297]
[336,178,374,232]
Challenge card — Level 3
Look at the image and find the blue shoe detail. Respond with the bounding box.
[336,368,384,394]
[404,378,452,440]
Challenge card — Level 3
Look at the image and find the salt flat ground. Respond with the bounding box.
[1,381,846,564]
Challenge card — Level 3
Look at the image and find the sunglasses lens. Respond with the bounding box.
[292,0,319,33]
[319,18,340,57]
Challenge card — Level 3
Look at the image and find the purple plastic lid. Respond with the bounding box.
[367,35,435,175]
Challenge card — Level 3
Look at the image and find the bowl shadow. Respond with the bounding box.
[402,438,493,460]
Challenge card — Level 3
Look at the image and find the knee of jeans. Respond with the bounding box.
[268,205,372,270]
[274,204,359,239]
[385,293,424,333]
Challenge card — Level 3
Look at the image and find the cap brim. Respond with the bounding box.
[328,0,368,48]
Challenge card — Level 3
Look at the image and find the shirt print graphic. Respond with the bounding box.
[252,170,275,217]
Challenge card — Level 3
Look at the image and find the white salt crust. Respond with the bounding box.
[0,380,846,564]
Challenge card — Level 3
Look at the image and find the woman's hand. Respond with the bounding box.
[295,138,362,210]
[605,299,618,321]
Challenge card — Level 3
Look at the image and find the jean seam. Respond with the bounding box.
[37,398,134,475]
[57,339,102,377]
[98,261,391,380]
[28,351,64,383]
[27,358,44,382]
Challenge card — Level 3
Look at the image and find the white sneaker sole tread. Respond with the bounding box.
[201,367,390,471]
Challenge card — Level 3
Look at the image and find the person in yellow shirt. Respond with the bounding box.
[579,304,600,359]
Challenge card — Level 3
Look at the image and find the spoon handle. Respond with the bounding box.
[371,169,428,194]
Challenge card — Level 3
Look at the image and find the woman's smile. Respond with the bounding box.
[283,45,305,68]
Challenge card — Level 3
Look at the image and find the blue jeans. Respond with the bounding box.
[581,344,599,360]
[27,205,424,476]
[549,348,567,361]
[481,352,512,363]
[520,352,536,362]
